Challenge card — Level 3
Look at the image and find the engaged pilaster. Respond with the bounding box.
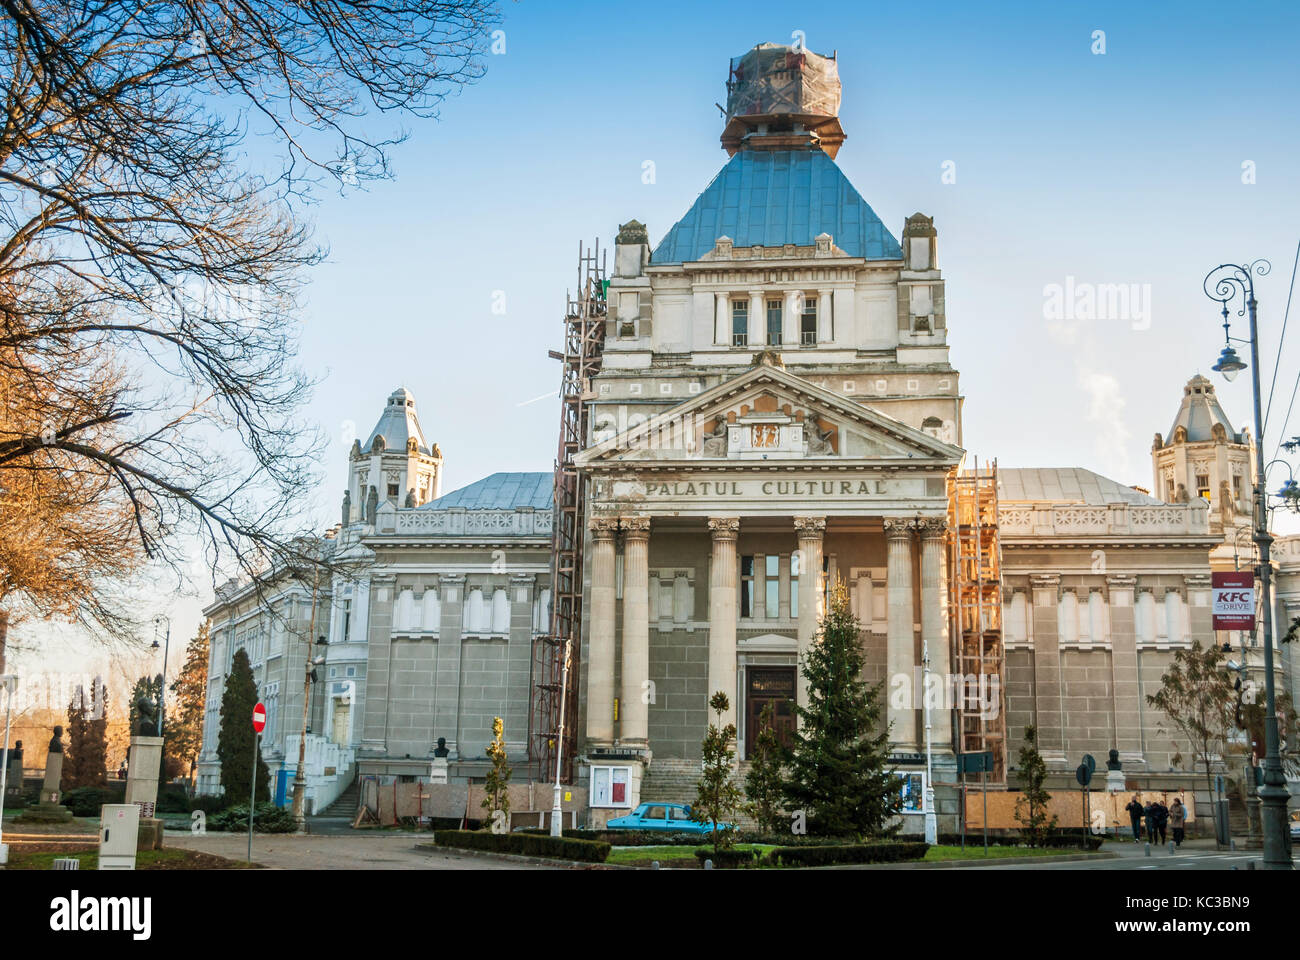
[918,517,952,751]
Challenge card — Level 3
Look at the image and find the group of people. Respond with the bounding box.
[1125,794,1186,846]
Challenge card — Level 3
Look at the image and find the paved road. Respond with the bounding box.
[166,830,554,870]
[965,839,1288,871]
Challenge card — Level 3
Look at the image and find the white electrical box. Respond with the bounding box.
[99,803,141,871]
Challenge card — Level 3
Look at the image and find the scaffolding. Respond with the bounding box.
[530,240,607,784]
[947,456,1007,784]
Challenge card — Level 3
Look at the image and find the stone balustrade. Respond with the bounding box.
[379,507,552,537]
[997,501,1211,538]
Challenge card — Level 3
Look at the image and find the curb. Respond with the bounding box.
[842,851,1118,869]
[413,842,617,869]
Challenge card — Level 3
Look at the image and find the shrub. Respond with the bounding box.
[59,786,119,817]
[156,786,190,813]
[188,794,228,815]
[694,847,760,868]
[519,828,703,846]
[767,841,930,867]
[433,830,610,863]
[209,802,297,833]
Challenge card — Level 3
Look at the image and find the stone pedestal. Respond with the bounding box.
[1105,769,1125,793]
[137,818,164,851]
[124,736,163,809]
[22,751,72,822]
[429,757,449,784]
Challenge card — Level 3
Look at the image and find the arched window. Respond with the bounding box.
[1136,591,1157,643]
[394,588,415,632]
[464,587,486,633]
[1058,591,1079,645]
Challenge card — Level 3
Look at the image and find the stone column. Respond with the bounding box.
[885,518,918,751]
[586,517,619,746]
[747,290,762,347]
[714,292,728,345]
[794,516,826,711]
[918,517,952,751]
[708,517,740,728]
[1107,575,1143,764]
[620,516,651,746]
[1030,573,1067,766]
[818,290,833,342]
[784,290,801,345]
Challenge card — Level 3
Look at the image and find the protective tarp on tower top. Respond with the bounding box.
[722,43,846,157]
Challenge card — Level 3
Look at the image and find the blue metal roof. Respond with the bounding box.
[652,148,901,264]
[420,472,552,511]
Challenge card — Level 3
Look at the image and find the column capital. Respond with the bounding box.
[883,517,917,540]
[917,516,948,538]
[620,515,652,538]
[794,516,827,537]
[708,516,740,541]
[589,516,620,539]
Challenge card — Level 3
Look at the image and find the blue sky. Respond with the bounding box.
[13,0,1300,675]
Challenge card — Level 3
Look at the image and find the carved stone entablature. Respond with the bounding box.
[1029,574,1061,589]
[1106,574,1138,588]
[1184,574,1212,589]
[708,516,740,540]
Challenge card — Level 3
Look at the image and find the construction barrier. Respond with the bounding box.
[963,788,1196,831]
[360,778,587,828]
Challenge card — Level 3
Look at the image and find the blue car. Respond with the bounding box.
[606,802,734,835]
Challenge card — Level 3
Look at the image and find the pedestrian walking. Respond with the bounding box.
[1169,797,1186,846]
[1153,800,1168,845]
[1125,794,1145,841]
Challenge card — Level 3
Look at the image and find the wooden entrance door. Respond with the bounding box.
[746,666,796,759]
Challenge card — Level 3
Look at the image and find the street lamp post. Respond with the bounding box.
[1203,259,1292,869]
[549,638,573,838]
[0,673,17,865]
[291,561,325,833]
[151,616,171,738]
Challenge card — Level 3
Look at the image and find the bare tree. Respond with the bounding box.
[0,1,500,639]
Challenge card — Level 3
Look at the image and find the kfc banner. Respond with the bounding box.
[1211,571,1255,630]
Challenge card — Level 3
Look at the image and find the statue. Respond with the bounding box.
[134,696,159,737]
[807,422,835,456]
[365,485,379,525]
[48,725,63,754]
[701,420,728,458]
[342,489,351,526]
[433,736,450,758]
[404,488,416,508]
[1106,749,1121,771]
[1174,483,1190,504]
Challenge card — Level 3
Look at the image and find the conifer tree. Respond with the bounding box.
[217,649,270,804]
[693,691,741,853]
[481,716,511,829]
[61,686,91,790]
[1013,724,1058,846]
[782,580,900,837]
[82,678,109,788]
[743,703,787,835]
[168,623,211,788]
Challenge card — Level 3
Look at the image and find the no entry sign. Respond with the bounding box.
[252,702,266,733]
[1212,572,1255,631]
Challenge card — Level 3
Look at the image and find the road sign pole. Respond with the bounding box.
[982,769,988,855]
[245,733,258,858]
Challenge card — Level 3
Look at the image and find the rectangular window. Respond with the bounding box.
[765,555,779,619]
[790,551,800,619]
[731,301,748,347]
[766,299,783,345]
[740,555,754,618]
[387,483,399,498]
[801,296,817,345]
[1195,474,1210,499]
[341,598,352,642]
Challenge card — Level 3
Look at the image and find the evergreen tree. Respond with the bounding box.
[217,649,270,804]
[168,623,211,788]
[693,691,742,853]
[129,674,163,731]
[62,685,91,790]
[82,678,109,787]
[481,716,511,828]
[743,703,787,835]
[1013,724,1058,846]
[782,579,900,837]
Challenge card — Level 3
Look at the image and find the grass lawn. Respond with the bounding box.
[923,844,1096,861]
[2,845,258,870]
[607,843,776,867]
[1,815,100,836]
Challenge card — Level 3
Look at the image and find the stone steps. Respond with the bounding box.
[319,774,359,818]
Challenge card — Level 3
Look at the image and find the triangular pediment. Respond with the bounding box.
[576,364,963,468]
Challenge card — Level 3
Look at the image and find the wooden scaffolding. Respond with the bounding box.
[529,240,606,784]
[947,456,1007,783]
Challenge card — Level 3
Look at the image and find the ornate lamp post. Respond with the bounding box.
[1203,260,1292,868]
[150,616,171,737]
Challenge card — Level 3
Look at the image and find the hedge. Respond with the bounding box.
[59,787,120,817]
[433,830,610,863]
[768,842,930,867]
[209,802,298,833]
[694,847,760,868]
[520,828,703,846]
